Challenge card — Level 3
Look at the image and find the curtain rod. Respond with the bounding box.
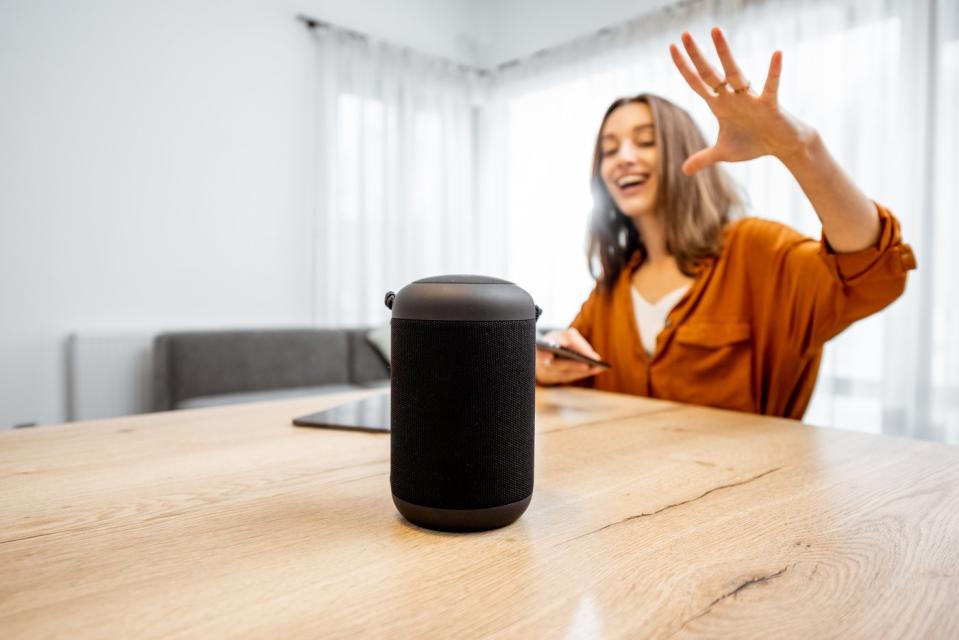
[296,14,491,76]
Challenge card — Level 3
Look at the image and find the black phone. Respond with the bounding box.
[292,393,390,432]
[536,338,612,369]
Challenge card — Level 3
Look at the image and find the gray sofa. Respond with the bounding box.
[151,328,390,411]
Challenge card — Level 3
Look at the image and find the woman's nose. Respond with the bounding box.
[616,139,639,162]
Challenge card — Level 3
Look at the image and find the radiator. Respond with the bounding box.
[67,333,154,421]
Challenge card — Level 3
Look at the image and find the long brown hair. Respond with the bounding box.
[587,94,743,292]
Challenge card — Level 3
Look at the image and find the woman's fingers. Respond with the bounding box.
[682,145,723,175]
[550,360,593,374]
[762,50,783,100]
[681,32,725,91]
[536,328,604,385]
[710,27,749,91]
[567,328,602,360]
[539,359,603,385]
[669,44,712,100]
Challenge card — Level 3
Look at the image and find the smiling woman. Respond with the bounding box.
[591,97,742,293]
[535,27,918,420]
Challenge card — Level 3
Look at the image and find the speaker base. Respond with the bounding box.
[392,494,532,532]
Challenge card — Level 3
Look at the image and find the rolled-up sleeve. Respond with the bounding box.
[804,202,915,350]
[818,202,917,285]
[751,201,916,356]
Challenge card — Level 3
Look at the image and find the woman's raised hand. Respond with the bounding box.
[669,27,817,175]
[535,328,606,386]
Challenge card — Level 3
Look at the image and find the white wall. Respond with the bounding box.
[474,0,673,67]
[0,0,307,428]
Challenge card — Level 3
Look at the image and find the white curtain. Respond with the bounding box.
[311,0,958,443]
[310,27,487,326]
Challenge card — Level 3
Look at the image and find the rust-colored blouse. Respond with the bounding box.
[564,202,916,419]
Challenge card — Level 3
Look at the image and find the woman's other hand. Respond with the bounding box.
[668,27,818,175]
[536,328,606,386]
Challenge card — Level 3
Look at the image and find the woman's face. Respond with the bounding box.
[599,102,659,218]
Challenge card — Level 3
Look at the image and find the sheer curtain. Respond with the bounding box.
[310,0,958,442]
[928,0,959,443]
[310,27,486,326]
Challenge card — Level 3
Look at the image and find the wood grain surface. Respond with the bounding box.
[1,387,958,639]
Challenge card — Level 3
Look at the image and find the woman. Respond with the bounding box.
[535,28,916,419]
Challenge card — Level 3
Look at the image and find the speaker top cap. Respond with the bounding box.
[389,274,536,322]
[413,274,513,285]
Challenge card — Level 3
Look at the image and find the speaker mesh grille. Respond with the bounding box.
[391,318,535,509]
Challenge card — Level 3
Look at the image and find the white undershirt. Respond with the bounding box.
[631,284,690,356]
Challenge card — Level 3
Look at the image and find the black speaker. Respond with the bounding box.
[384,275,541,532]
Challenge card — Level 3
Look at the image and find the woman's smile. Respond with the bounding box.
[615,172,651,195]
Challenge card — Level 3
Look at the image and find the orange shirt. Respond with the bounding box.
[563,202,916,419]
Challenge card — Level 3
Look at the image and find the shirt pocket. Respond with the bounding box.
[665,321,754,413]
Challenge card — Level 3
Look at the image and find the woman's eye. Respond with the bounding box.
[602,147,617,157]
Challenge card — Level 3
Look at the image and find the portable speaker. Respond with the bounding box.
[384,275,541,532]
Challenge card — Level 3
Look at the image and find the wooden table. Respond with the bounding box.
[2,387,958,639]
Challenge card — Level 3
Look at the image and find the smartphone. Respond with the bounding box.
[536,338,612,369]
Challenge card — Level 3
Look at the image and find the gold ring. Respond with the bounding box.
[733,81,751,94]
[712,80,729,93]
